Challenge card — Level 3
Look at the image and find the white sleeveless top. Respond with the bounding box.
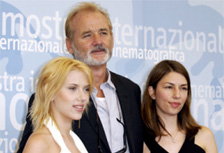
[44,117,88,153]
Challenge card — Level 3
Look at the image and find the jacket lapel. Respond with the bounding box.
[111,73,135,152]
[83,71,136,152]
[83,98,111,152]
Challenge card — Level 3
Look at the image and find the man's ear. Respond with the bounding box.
[148,86,156,100]
[66,38,74,55]
[110,32,114,49]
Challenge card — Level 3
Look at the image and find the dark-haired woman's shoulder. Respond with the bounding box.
[143,143,151,153]
[195,126,218,153]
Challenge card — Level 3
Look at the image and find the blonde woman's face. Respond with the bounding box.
[51,69,90,123]
[149,72,188,118]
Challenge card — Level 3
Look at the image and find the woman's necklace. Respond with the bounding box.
[169,130,179,143]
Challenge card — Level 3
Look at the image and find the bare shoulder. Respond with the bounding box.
[143,143,151,153]
[196,126,214,139]
[195,126,218,153]
[23,129,51,153]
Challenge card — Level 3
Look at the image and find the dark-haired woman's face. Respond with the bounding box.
[149,72,188,118]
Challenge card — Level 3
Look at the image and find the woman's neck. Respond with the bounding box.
[52,115,72,138]
[159,114,179,134]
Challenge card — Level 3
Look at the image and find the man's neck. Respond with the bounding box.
[89,64,108,97]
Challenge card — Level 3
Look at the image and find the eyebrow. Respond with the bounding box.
[164,82,188,86]
[82,28,109,35]
[68,83,78,86]
[99,28,108,32]
[82,30,91,36]
[85,84,90,88]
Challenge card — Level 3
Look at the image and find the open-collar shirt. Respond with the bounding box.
[91,69,130,153]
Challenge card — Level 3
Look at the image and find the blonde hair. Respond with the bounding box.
[65,1,112,40]
[30,56,93,131]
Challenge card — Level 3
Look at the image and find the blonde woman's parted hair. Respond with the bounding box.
[30,56,93,131]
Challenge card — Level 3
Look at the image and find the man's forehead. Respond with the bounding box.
[74,21,109,34]
[73,11,106,23]
[74,10,103,20]
[72,10,111,35]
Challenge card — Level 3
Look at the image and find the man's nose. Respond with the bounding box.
[93,34,103,45]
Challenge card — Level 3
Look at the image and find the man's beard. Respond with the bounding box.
[72,44,112,66]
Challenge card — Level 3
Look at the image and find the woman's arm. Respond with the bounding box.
[195,126,218,153]
[143,143,151,153]
[23,133,48,153]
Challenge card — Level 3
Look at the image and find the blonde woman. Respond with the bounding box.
[23,57,93,153]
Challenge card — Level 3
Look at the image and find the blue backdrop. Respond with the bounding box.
[0,0,224,152]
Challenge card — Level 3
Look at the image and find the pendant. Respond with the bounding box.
[172,139,176,143]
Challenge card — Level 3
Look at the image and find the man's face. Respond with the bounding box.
[68,10,114,66]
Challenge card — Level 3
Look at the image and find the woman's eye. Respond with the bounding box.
[165,86,172,89]
[84,87,90,92]
[182,87,188,91]
[69,87,76,90]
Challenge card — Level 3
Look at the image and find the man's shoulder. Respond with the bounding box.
[110,71,139,88]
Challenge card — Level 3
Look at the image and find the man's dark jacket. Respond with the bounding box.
[17,71,143,153]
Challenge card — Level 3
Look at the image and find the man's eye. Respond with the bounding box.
[101,32,108,35]
[83,34,91,38]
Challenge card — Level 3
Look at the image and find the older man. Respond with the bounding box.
[17,2,143,153]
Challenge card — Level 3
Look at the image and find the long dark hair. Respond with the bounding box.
[141,60,201,139]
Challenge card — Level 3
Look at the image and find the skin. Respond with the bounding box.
[150,72,188,119]
[66,10,114,97]
[24,8,116,153]
[24,9,114,153]
[23,70,90,153]
[144,72,218,153]
[66,10,113,68]
[51,69,90,125]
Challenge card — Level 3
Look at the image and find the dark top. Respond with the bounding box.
[17,71,143,153]
[145,134,205,153]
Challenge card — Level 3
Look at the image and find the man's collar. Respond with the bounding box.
[105,69,115,89]
[92,69,115,93]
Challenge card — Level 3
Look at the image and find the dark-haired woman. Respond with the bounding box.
[142,60,217,153]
